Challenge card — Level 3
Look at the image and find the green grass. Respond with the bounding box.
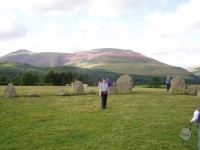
[0,86,200,150]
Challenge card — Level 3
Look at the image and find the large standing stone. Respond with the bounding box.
[109,86,117,95]
[171,76,186,94]
[73,80,85,94]
[116,75,133,94]
[4,83,17,98]
[188,85,198,95]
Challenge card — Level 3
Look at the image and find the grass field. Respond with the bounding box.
[0,86,200,150]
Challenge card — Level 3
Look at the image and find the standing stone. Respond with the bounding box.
[109,86,117,95]
[188,85,198,95]
[57,89,67,96]
[73,80,85,94]
[4,83,17,98]
[116,75,133,94]
[197,91,200,97]
[171,76,186,94]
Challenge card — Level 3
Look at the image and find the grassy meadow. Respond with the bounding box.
[0,86,200,150]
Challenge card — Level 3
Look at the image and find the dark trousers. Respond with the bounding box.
[198,125,200,150]
[101,93,108,109]
[166,84,170,91]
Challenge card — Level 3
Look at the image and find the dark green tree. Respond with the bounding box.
[44,70,60,85]
[149,76,161,88]
[21,71,38,85]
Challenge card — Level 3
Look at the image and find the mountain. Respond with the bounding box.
[0,49,70,67]
[0,48,193,78]
[187,65,200,76]
[0,60,47,76]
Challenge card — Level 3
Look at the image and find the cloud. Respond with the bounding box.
[87,0,142,18]
[5,0,144,17]
[153,47,200,68]
[78,19,103,33]
[108,21,127,34]
[0,13,26,40]
[9,0,89,16]
[140,0,200,68]
[42,22,67,35]
[144,0,200,37]
[0,0,16,10]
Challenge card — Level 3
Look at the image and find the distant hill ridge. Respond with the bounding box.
[9,49,31,54]
[0,48,193,77]
[187,65,200,76]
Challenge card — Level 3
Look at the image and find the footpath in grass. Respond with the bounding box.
[0,86,199,150]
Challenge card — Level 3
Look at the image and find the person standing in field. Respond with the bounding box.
[99,78,109,109]
[190,105,200,150]
[165,76,171,91]
[106,78,112,87]
[98,81,101,87]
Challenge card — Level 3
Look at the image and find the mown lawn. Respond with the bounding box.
[0,86,200,150]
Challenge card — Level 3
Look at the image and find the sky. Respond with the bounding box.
[0,0,199,68]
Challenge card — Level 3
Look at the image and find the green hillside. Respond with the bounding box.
[0,60,47,75]
[187,65,200,76]
[61,48,192,78]
[1,60,199,85]
[0,48,193,78]
[0,60,154,85]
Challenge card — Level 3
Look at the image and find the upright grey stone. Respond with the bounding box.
[4,83,17,98]
[188,85,198,95]
[171,76,186,94]
[73,80,85,94]
[197,91,200,97]
[116,75,133,94]
[109,86,117,95]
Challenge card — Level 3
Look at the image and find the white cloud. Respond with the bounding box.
[0,13,26,40]
[0,0,82,16]
[108,21,127,34]
[0,0,16,10]
[5,0,143,17]
[140,0,200,67]
[88,0,141,18]
[78,18,103,33]
[144,0,200,37]
[42,22,67,35]
[153,47,200,68]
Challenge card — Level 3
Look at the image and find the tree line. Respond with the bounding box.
[1,70,200,86]
[0,70,93,86]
